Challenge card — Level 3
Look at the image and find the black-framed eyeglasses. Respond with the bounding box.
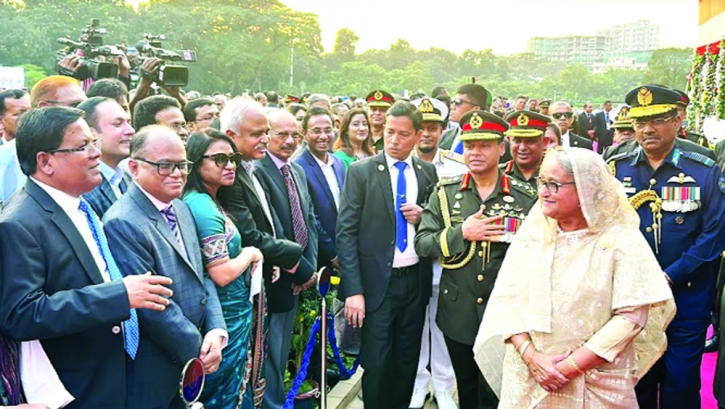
[551,112,574,120]
[134,157,193,176]
[202,152,243,168]
[632,115,676,130]
[451,98,475,107]
[49,138,102,154]
[536,177,576,193]
[309,127,334,137]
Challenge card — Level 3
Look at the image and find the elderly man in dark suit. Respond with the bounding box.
[551,101,593,150]
[78,97,134,217]
[0,107,172,409]
[337,101,439,409]
[216,98,304,409]
[103,125,227,409]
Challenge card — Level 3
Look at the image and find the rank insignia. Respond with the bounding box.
[503,196,515,203]
[454,193,463,200]
[374,90,383,100]
[666,174,696,184]
[517,113,529,126]
[637,87,653,106]
[675,216,685,225]
[453,201,461,209]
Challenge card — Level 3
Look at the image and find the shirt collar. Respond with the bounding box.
[99,161,123,185]
[384,151,413,170]
[31,177,81,213]
[268,152,288,170]
[311,151,332,168]
[134,181,173,211]
[632,145,682,170]
[241,160,255,176]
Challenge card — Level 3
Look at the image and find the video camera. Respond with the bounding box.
[136,33,197,87]
[55,18,122,80]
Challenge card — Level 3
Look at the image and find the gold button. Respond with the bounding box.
[649,178,657,186]
[477,298,483,304]
[687,282,692,287]
[477,275,484,282]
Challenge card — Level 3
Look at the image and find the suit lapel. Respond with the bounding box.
[26,180,104,285]
[174,199,204,283]
[99,177,117,204]
[261,154,286,194]
[128,185,197,273]
[412,157,429,205]
[373,154,395,224]
[304,150,337,212]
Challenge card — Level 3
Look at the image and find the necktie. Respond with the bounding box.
[78,198,140,359]
[161,205,183,247]
[587,113,592,129]
[394,161,408,252]
[281,164,308,250]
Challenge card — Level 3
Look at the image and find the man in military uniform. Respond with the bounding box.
[602,106,635,158]
[674,89,710,149]
[538,99,552,116]
[607,85,725,409]
[408,96,466,409]
[500,110,551,190]
[415,110,537,409]
[366,89,394,153]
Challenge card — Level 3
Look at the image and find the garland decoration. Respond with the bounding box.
[688,39,724,133]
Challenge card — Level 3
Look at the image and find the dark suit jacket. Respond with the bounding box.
[217,163,303,312]
[438,127,457,150]
[567,132,594,150]
[255,154,324,313]
[593,111,613,153]
[0,179,130,409]
[103,184,226,409]
[576,112,595,136]
[336,153,438,312]
[294,149,345,267]
[82,173,129,218]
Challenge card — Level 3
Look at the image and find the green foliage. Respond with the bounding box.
[22,64,48,88]
[0,1,692,103]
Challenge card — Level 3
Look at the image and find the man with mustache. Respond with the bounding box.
[408,96,466,409]
[79,97,135,217]
[500,110,551,190]
[607,85,725,409]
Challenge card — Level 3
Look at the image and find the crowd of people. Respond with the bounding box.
[0,71,725,409]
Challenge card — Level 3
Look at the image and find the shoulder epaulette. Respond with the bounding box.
[440,149,465,164]
[438,175,462,187]
[606,150,635,164]
[509,177,537,198]
[681,151,716,167]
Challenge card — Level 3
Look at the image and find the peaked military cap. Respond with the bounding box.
[504,110,551,138]
[366,89,394,108]
[412,97,449,123]
[673,89,690,107]
[458,110,509,142]
[625,85,680,118]
[538,99,552,108]
[283,95,300,105]
[611,106,633,130]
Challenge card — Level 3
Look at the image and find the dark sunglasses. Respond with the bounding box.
[203,152,244,168]
[552,112,574,120]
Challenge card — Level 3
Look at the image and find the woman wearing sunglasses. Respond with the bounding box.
[182,128,266,408]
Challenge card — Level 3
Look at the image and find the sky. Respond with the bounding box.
[129,0,699,55]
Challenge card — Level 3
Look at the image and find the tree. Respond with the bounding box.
[642,48,692,90]
[332,28,359,60]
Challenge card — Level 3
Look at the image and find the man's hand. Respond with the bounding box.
[291,273,318,296]
[400,203,423,225]
[138,57,161,88]
[330,257,340,272]
[461,206,506,242]
[58,54,82,73]
[113,51,131,78]
[271,266,281,283]
[199,334,224,374]
[344,294,365,328]
[123,272,173,311]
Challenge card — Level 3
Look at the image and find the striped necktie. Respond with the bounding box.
[161,205,183,246]
[281,164,308,250]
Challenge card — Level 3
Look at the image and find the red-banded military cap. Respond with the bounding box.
[458,110,509,142]
[365,89,394,108]
[504,110,551,138]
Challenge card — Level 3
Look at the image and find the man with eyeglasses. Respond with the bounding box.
[1,107,174,408]
[415,110,536,409]
[183,98,220,133]
[0,77,88,204]
[549,101,593,150]
[366,89,395,153]
[103,125,228,409]
[78,97,135,217]
[607,85,725,409]
[133,95,189,142]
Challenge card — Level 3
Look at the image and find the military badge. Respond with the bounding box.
[637,87,653,106]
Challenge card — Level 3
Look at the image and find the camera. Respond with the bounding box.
[136,34,196,87]
[55,18,121,80]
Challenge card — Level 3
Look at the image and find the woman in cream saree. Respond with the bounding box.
[474,147,676,409]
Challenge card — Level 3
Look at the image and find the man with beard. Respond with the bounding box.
[415,110,537,409]
[500,110,551,191]
[366,89,394,153]
[607,85,725,409]
[550,101,593,150]
[408,97,466,409]
[78,97,135,217]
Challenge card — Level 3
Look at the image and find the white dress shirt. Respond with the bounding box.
[311,153,341,210]
[242,160,276,236]
[32,177,110,282]
[99,161,125,199]
[0,139,27,202]
[385,152,419,268]
[561,130,571,147]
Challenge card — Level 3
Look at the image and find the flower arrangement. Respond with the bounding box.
[688,39,724,132]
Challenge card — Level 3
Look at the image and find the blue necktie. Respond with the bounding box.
[394,161,408,252]
[453,139,464,154]
[79,198,140,359]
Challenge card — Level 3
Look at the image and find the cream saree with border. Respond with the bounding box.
[473,148,676,409]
